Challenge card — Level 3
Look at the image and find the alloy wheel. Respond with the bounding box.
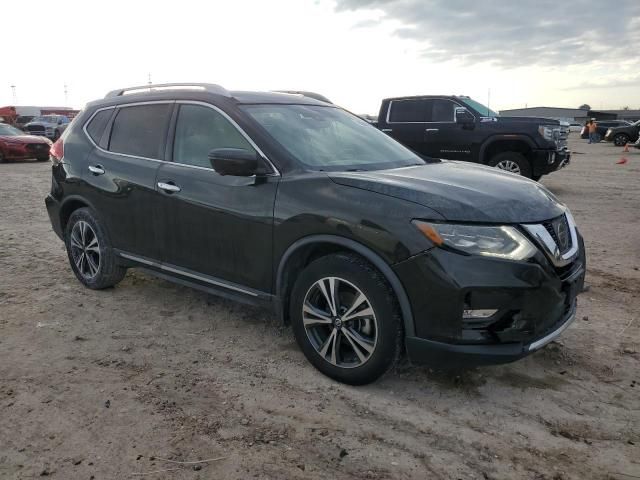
[614,135,629,147]
[495,159,521,175]
[302,277,378,368]
[69,220,101,279]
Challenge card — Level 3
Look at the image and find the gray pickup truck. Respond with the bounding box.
[24,115,70,141]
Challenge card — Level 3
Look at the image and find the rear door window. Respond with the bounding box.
[389,99,429,123]
[109,104,173,159]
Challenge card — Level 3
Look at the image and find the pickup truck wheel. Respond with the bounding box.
[290,253,402,385]
[613,133,630,147]
[53,130,61,141]
[489,152,532,178]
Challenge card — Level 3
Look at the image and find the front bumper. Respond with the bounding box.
[3,143,50,159]
[394,230,585,367]
[531,148,571,177]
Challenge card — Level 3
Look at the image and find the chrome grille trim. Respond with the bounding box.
[522,211,579,267]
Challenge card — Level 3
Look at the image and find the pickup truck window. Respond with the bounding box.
[243,104,424,171]
[388,99,429,123]
[431,99,455,122]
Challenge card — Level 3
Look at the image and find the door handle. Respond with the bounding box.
[157,182,181,193]
[88,165,105,175]
[381,128,393,132]
[425,128,439,133]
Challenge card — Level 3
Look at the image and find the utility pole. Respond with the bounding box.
[10,85,17,104]
[148,73,152,85]
[64,84,68,106]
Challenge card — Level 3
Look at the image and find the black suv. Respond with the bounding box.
[603,120,640,146]
[45,83,585,385]
[375,96,570,180]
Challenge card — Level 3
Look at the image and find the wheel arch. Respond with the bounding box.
[59,195,97,233]
[479,135,536,164]
[275,235,415,337]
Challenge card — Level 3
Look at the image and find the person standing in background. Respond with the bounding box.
[588,119,598,144]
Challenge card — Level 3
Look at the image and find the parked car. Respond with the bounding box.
[603,120,640,146]
[24,114,71,140]
[374,96,570,181]
[45,83,586,385]
[579,120,630,140]
[0,123,51,162]
[15,115,35,131]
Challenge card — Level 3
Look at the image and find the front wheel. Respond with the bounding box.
[290,253,402,385]
[64,208,127,289]
[488,151,532,178]
[613,133,630,147]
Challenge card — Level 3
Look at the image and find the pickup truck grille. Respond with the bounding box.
[26,125,45,135]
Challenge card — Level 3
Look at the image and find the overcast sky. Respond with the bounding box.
[3,0,639,114]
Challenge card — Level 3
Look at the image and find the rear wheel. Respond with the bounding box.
[613,133,630,147]
[488,151,532,178]
[64,208,126,289]
[290,253,402,385]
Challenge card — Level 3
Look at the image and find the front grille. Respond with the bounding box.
[26,144,49,153]
[542,214,572,255]
[26,125,45,134]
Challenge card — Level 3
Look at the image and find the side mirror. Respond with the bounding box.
[208,148,259,176]
[455,107,475,125]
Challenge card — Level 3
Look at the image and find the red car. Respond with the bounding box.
[0,123,51,162]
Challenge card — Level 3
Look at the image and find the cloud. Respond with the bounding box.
[333,0,640,68]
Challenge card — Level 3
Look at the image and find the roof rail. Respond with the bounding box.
[105,83,231,99]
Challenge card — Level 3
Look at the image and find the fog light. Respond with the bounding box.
[463,309,498,319]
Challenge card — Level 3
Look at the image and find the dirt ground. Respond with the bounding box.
[1,137,639,480]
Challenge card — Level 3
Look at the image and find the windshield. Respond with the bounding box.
[0,124,23,136]
[242,105,425,171]
[463,98,499,117]
[31,116,59,123]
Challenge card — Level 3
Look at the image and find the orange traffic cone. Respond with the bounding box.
[616,157,628,165]
[623,143,630,153]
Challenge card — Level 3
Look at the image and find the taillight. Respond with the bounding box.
[50,138,64,165]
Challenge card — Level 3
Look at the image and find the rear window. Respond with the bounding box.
[108,104,172,159]
[86,109,113,144]
[389,99,428,122]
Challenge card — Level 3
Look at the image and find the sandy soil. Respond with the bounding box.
[1,137,638,480]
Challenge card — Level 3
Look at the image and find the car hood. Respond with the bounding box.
[329,161,565,223]
[0,134,51,144]
[25,121,55,127]
[492,116,560,125]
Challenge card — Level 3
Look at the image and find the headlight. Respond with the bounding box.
[412,221,537,261]
[538,125,560,142]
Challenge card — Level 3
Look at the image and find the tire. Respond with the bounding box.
[488,151,532,178]
[290,252,402,385]
[531,174,542,182]
[64,208,126,289]
[613,133,630,147]
[53,130,60,141]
